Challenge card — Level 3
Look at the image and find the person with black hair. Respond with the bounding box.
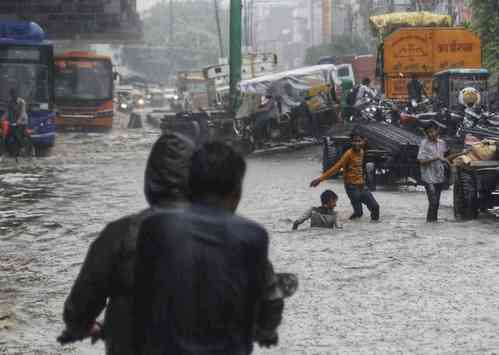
[292,189,341,230]
[59,133,196,355]
[310,131,380,221]
[355,78,376,106]
[418,121,461,222]
[407,74,426,105]
[352,77,376,119]
[134,142,284,355]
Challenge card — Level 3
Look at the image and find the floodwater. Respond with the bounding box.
[1,122,499,354]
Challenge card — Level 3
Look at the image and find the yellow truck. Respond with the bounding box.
[371,12,482,100]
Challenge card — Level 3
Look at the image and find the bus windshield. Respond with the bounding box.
[0,63,49,108]
[54,59,113,101]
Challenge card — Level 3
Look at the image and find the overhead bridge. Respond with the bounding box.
[0,0,142,42]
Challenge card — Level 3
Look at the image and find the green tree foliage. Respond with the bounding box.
[471,0,499,73]
[143,0,228,69]
[304,35,371,65]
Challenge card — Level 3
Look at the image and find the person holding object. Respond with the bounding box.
[58,133,196,354]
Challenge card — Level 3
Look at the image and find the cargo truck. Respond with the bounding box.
[370,12,482,101]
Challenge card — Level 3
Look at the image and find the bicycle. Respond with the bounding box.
[5,122,34,160]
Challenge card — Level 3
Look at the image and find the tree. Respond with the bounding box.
[122,0,229,82]
[471,0,499,73]
[304,35,370,65]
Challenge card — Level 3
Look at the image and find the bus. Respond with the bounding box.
[0,21,56,152]
[54,51,114,131]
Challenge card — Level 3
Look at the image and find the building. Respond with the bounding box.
[0,0,142,42]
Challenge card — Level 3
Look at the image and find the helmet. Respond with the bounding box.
[459,87,481,108]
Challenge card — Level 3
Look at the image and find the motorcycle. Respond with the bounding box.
[455,107,499,140]
[407,97,432,114]
[356,97,397,123]
[1,118,34,159]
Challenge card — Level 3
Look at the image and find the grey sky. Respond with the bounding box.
[137,0,161,11]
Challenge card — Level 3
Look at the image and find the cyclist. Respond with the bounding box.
[7,88,32,157]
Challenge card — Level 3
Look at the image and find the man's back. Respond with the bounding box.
[134,205,271,355]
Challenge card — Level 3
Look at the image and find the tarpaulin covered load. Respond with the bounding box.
[369,11,452,38]
[454,139,499,166]
[237,64,336,116]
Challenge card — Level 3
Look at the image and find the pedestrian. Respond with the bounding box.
[310,131,380,221]
[340,79,354,122]
[302,95,320,140]
[7,87,28,143]
[58,132,196,355]
[8,88,28,129]
[133,142,284,355]
[417,121,459,222]
[407,74,427,111]
[353,78,376,118]
[292,189,341,230]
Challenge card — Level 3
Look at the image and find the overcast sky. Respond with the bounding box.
[137,0,161,11]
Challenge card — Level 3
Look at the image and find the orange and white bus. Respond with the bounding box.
[54,51,114,131]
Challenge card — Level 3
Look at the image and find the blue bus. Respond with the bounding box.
[0,21,56,153]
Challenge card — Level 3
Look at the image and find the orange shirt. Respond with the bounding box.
[319,148,364,185]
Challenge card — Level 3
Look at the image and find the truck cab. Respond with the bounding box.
[432,68,490,111]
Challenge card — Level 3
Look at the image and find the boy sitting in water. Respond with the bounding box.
[292,190,340,230]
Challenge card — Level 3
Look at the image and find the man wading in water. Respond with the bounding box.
[310,132,380,221]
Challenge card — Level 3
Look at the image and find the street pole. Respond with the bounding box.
[309,0,314,45]
[214,0,225,58]
[169,0,173,43]
[447,0,454,22]
[229,0,242,113]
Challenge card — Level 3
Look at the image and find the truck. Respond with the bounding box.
[318,54,376,85]
[371,12,482,101]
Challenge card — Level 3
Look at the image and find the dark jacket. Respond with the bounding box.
[134,205,284,355]
[407,79,425,102]
[62,133,195,355]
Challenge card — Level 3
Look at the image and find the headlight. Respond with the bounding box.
[138,99,145,105]
[120,103,128,109]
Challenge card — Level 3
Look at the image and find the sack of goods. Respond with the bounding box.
[453,139,499,166]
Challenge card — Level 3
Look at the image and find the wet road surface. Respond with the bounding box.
[1,125,499,354]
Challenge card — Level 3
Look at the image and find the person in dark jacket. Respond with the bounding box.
[407,74,426,105]
[134,142,284,355]
[58,132,196,355]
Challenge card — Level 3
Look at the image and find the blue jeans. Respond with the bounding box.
[345,184,380,220]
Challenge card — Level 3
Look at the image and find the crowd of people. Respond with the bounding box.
[58,75,465,353]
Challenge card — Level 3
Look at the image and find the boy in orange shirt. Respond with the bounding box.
[310,132,380,221]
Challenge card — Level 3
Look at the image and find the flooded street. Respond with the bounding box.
[1,125,499,354]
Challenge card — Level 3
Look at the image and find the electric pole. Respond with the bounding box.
[169,0,173,43]
[214,0,225,58]
[229,0,242,113]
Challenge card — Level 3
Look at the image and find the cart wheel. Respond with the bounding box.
[322,137,339,174]
[365,162,376,191]
[453,168,478,220]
